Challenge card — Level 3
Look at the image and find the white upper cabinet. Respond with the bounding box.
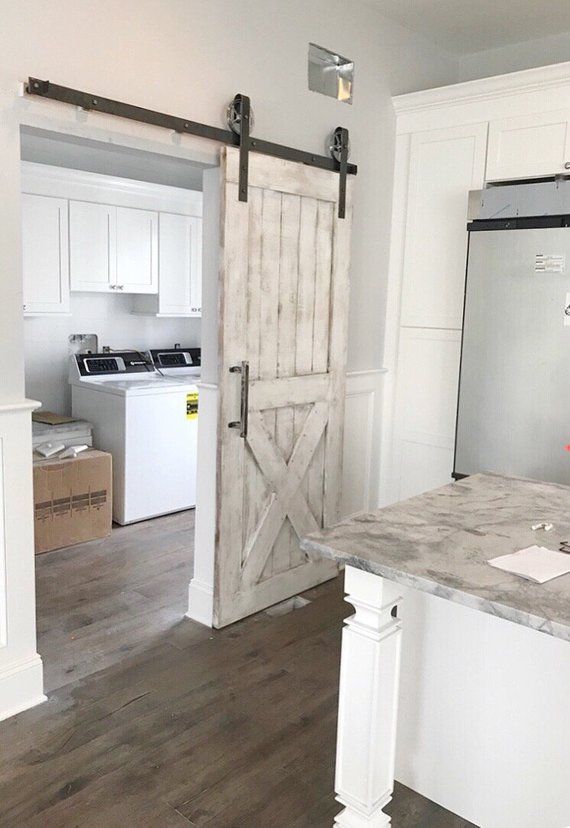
[132,212,202,317]
[70,202,158,294]
[69,201,114,292]
[115,207,158,294]
[487,110,570,182]
[22,164,202,314]
[22,193,70,315]
[157,213,202,316]
[400,123,488,330]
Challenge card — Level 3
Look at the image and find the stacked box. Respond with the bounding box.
[33,450,112,554]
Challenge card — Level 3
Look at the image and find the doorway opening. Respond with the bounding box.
[21,125,214,692]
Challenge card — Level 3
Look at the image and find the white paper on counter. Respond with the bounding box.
[488,546,570,584]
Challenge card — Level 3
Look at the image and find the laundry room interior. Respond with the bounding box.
[21,125,208,689]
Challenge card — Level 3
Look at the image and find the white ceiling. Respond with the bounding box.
[369,0,570,54]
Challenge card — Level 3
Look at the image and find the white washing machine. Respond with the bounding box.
[69,351,199,525]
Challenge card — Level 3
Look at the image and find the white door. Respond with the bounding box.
[69,201,115,292]
[158,213,201,315]
[116,207,158,294]
[214,147,353,627]
[22,193,69,315]
[487,110,570,182]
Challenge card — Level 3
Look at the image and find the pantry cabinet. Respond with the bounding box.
[22,193,70,316]
[400,123,488,330]
[381,62,570,508]
[487,110,570,182]
[69,201,158,294]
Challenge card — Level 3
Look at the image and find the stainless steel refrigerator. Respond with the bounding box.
[454,182,570,485]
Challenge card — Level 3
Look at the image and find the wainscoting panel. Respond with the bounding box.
[341,370,385,518]
[0,437,6,649]
[0,402,46,721]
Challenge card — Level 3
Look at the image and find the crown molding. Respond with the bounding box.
[20,161,203,215]
[393,61,570,114]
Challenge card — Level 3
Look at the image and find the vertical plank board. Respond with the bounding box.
[294,198,318,561]
[295,198,318,377]
[323,181,354,528]
[308,200,334,530]
[275,194,301,573]
[259,190,282,580]
[312,200,334,374]
[214,164,250,622]
[243,188,265,565]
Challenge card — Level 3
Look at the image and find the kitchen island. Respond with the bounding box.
[302,473,570,828]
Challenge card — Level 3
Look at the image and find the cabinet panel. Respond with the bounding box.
[400,124,488,329]
[189,217,202,315]
[392,328,461,501]
[487,111,570,182]
[22,194,69,315]
[70,201,114,292]
[158,212,199,315]
[116,207,158,294]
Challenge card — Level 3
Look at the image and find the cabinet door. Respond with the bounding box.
[116,207,158,294]
[393,328,462,502]
[158,213,193,315]
[400,123,488,329]
[22,194,70,315]
[487,110,570,182]
[189,216,202,315]
[70,201,115,292]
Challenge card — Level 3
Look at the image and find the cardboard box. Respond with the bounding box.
[33,450,112,554]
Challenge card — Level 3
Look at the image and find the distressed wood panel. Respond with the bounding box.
[214,147,353,627]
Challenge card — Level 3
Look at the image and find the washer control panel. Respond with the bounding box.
[149,347,201,369]
[75,352,154,377]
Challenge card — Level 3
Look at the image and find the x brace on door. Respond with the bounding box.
[241,403,329,586]
[25,78,357,218]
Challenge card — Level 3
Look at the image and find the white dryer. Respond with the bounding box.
[148,346,201,377]
[69,351,198,525]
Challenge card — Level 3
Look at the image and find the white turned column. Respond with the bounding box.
[334,565,403,828]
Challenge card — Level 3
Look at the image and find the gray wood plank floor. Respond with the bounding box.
[0,510,476,827]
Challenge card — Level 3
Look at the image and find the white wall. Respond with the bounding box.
[1,0,459,401]
[25,295,201,414]
[0,0,459,719]
[459,32,570,82]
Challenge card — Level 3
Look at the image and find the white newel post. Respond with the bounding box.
[334,565,403,828]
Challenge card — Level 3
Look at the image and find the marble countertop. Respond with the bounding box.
[301,473,570,642]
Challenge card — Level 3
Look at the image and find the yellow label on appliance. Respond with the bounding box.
[186,392,199,419]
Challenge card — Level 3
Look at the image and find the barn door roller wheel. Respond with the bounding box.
[329,127,350,219]
[227,94,253,204]
[226,96,255,135]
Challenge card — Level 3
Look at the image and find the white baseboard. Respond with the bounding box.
[0,653,47,722]
[186,578,214,627]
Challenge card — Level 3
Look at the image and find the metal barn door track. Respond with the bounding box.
[26,78,357,218]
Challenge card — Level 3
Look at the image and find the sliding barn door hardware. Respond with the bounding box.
[227,94,251,204]
[26,79,356,217]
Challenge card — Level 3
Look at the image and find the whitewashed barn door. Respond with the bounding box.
[214,146,353,627]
